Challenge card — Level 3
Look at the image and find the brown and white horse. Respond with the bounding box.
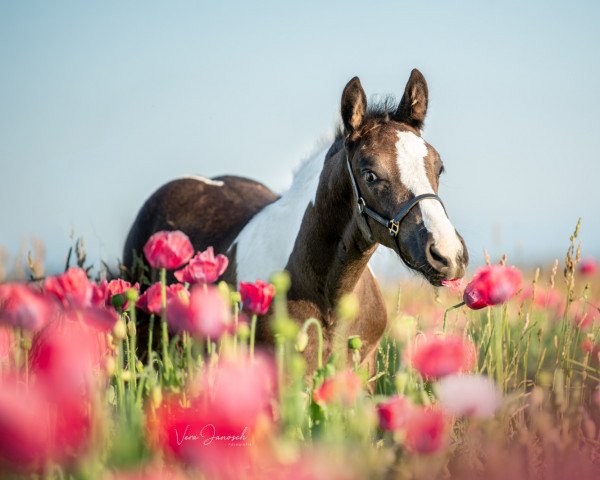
[124,69,468,372]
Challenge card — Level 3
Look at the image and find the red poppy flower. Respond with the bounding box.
[463,265,522,310]
[239,280,275,315]
[579,258,598,276]
[312,370,362,406]
[137,282,189,316]
[43,267,93,307]
[143,230,194,270]
[407,334,476,381]
[377,395,413,431]
[0,283,54,331]
[174,247,229,284]
[403,406,449,454]
[166,285,232,339]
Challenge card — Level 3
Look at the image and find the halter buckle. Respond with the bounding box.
[388,220,400,237]
[357,197,366,214]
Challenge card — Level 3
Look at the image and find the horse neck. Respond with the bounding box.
[285,140,377,316]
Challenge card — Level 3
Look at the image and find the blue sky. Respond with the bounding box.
[1,1,599,279]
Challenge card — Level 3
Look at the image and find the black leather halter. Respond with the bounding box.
[345,154,446,238]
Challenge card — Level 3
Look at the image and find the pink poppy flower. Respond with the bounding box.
[148,354,275,473]
[312,370,363,406]
[463,265,522,310]
[239,280,275,315]
[403,406,449,454]
[407,334,476,381]
[520,287,565,316]
[143,230,194,270]
[377,395,413,431]
[570,301,599,329]
[436,374,501,419]
[0,283,54,331]
[30,308,113,397]
[105,278,139,310]
[579,258,598,276]
[581,338,600,358]
[166,285,232,339]
[0,327,13,363]
[174,247,228,284]
[137,282,189,316]
[0,376,55,471]
[0,375,91,472]
[43,267,93,307]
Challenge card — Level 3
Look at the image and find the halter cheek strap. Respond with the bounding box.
[345,154,447,240]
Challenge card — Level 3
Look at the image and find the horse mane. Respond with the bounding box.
[289,95,399,189]
[334,95,399,140]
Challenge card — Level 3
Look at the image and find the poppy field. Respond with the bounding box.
[1,221,599,480]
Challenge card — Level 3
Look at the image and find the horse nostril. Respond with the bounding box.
[426,240,451,271]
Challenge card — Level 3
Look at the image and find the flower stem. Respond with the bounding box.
[442,301,465,332]
[160,268,172,380]
[250,314,258,360]
[301,318,324,370]
[128,305,138,391]
[147,314,155,369]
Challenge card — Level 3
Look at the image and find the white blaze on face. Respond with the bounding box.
[394,131,463,261]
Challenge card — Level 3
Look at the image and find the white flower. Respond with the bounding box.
[435,374,501,419]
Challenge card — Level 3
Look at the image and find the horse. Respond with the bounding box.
[123,69,469,373]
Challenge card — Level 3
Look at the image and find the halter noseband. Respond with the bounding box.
[345,153,446,239]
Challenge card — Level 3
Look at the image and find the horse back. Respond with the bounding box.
[123,175,278,276]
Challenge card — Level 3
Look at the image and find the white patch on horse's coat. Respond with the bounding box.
[395,131,463,261]
[183,175,224,187]
[230,148,327,283]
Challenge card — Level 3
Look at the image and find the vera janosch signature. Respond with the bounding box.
[174,424,250,446]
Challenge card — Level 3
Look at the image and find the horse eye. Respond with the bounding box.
[364,171,378,183]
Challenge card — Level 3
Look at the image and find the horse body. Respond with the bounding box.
[124,69,469,373]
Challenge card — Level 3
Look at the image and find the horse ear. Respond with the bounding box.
[341,77,367,137]
[395,68,428,130]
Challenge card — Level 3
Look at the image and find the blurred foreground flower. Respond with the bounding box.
[144,230,194,270]
[313,370,363,406]
[377,395,412,431]
[0,374,92,472]
[30,307,115,397]
[0,282,54,331]
[166,285,232,339]
[43,267,93,307]
[148,354,275,475]
[404,406,449,454]
[174,247,228,284]
[463,265,522,310]
[436,374,501,419]
[240,280,275,315]
[407,334,476,381]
